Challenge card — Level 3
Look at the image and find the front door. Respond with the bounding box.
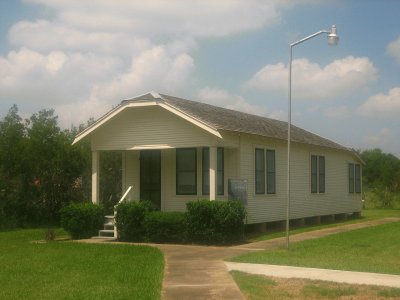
[140,150,161,210]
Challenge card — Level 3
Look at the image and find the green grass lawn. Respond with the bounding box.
[231,271,400,300]
[249,208,400,242]
[0,229,164,299]
[231,221,400,275]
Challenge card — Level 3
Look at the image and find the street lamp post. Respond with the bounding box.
[286,25,339,250]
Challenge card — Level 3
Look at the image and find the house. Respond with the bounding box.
[73,91,363,225]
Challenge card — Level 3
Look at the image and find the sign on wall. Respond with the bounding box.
[228,179,248,205]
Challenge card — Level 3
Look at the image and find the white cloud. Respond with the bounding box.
[364,128,393,148]
[23,0,288,37]
[0,48,121,106]
[90,46,195,103]
[244,56,377,100]
[267,110,287,121]
[323,106,350,118]
[387,36,400,64]
[358,87,400,117]
[2,0,315,126]
[9,20,151,56]
[197,87,267,116]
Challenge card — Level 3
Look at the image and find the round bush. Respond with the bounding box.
[186,200,246,245]
[60,202,104,239]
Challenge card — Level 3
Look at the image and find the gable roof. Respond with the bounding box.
[73,91,355,155]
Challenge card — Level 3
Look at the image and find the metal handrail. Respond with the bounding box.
[116,185,133,207]
[113,186,133,238]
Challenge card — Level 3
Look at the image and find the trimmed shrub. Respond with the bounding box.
[186,200,246,245]
[115,200,155,242]
[60,202,104,239]
[144,211,186,243]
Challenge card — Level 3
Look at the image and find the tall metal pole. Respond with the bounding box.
[286,45,292,250]
[285,26,338,251]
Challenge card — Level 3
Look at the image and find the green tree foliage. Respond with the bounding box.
[360,148,400,208]
[361,148,400,191]
[0,105,26,227]
[0,106,90,227]
[0,105,122,228]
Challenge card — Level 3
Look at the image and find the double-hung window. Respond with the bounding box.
[349,163,361,194]
[176,148,197,195]
[311,155,325,193]
[255,148,276,194]
[202,147,224,195]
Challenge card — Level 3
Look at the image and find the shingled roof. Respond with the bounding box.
[120,92,350,152]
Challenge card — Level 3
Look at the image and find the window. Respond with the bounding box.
[266,150,276,194]
[348,163,355,193]
[255,148,265,194]
[349,163,361,194]
[355,164,361,193]
[319,156,325,193]
[255,148,276,194]
[311,155,325,193]
[311,155,318,193]
[176,148,197,195]
[202,147,224,195]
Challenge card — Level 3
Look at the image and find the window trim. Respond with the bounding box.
[266,149,276,194]
[311,154,325,194]
[255,147,276,195]
[349,163,361,194]
[348,163,355,194]
[176,148,197,195]
[355,164,361,193]
[255,148,266,194]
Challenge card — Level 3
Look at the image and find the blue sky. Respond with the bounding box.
[0,0,399,156]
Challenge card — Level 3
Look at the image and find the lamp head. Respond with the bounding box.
[327,25,339,45]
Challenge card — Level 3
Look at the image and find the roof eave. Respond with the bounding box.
[72,98,222,145]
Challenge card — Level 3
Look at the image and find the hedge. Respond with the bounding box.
[115,199,246,245]
[186,200,246,244]
[115,200,155,242]
[144,211,186,243]
[60,202,104,239]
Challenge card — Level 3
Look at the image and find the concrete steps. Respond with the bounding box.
[94,215,117,240]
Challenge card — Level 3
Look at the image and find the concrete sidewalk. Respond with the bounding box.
[225,262,400,288]
[159,217,400,299]
[80,217,400,299]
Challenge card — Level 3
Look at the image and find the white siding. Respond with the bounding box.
[91,106,238,150]
[238,133,362,224]
[124,151,140,201]
[98,106,361,223]
[123,146,239,212]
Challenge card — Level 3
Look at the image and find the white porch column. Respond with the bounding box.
[121,151,126,193]
[209,146,217,201]
[92,151,100,204]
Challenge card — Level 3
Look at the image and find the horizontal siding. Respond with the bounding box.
[122,131,362,223]
[122,147,239,212]
[91,106,237,151]
[239,134,362,224]
[124,151,140,201]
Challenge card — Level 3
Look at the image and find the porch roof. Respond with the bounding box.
[73,91,362,162]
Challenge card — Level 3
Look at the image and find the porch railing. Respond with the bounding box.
[113,185,133,238]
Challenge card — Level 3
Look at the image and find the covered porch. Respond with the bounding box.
[91,146,239,211]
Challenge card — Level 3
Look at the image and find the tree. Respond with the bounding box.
[361,148,400,191]
[0,105,26,227]
[361,148,400,208]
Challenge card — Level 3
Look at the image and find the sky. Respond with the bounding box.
[0,0,399,156]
